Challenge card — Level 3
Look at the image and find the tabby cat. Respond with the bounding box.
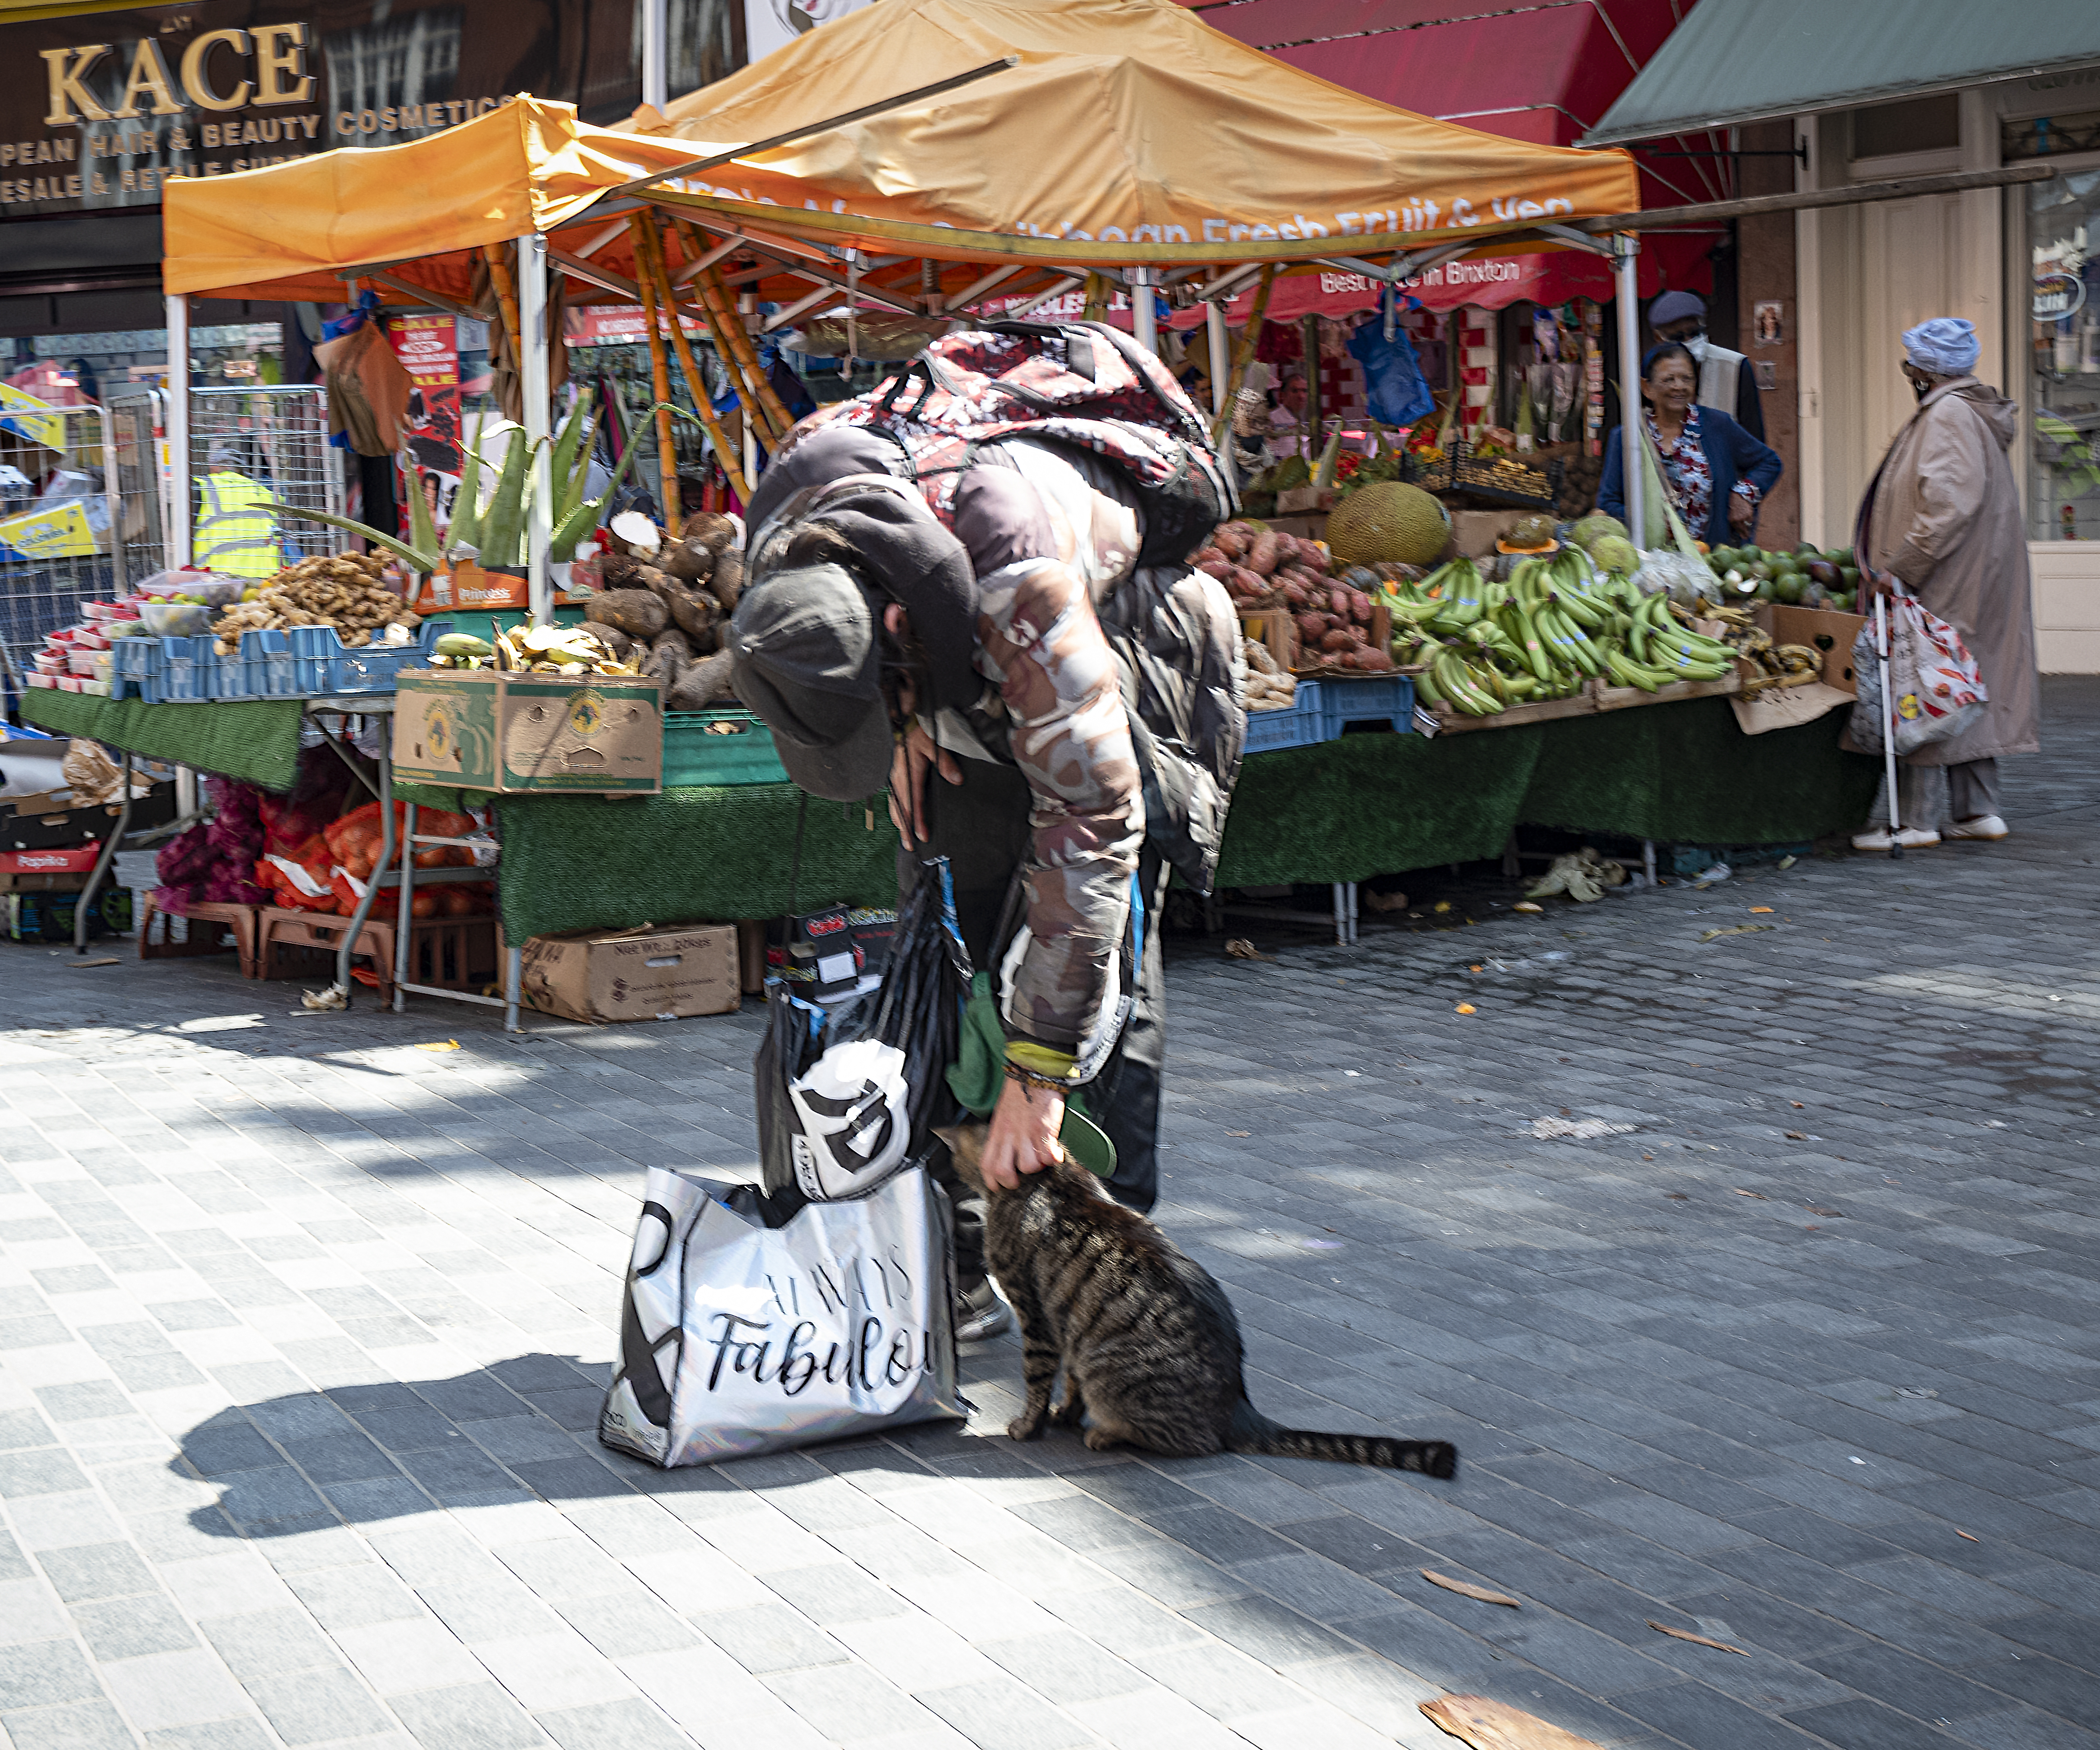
[937,1124,1457,1477]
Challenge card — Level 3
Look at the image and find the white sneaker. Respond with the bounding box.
[1944,814,2008,841]
[1850,826,1942,851]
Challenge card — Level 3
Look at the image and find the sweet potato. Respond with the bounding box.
[583,589,668,640]
[1246,531,1282,576]
[1319,628,1356,653]
[1349,588,1372,622]
[1196,558,1231,580]
[1295,611,1328,642]
[1214,525,1249,560]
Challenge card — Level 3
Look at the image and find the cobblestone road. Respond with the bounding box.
[2,681,2096,1750]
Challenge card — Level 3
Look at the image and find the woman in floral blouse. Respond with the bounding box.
[1599,342,1783,546]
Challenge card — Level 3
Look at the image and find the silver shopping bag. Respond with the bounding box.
[598,1163,965,1466]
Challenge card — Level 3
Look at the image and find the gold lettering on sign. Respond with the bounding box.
[114,38,183,117]
[253,23,312,106]
[180,29,252,111]
[42,45,112,125]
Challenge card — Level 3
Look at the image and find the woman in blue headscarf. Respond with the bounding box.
[1597,342,1783,546]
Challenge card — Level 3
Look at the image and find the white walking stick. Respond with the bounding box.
[1875,591,1902,860]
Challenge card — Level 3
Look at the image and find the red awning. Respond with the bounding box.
[1181,0,1726,301]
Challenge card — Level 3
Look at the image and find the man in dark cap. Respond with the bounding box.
[732,361,1240,1341]
[1649,289,1764,442]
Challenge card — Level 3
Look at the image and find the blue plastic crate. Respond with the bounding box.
[161,635,219,703]
[238,629,299,698]
[288,620,453,695]
[1318,674,1414,738]
[111,636,163,702]
[1244,679,1328,754]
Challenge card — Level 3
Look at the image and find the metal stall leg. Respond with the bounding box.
[333,729,393,1004]
[74,749,132,954]
[504,945,522,1033]
[393,802,417,1011]
[1331,882,1346,947]
[1643,839,1658,887]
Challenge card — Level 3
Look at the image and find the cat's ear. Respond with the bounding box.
[931,1124,964,1153]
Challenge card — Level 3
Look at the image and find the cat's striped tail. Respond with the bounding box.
[1228,1404,1456,1478]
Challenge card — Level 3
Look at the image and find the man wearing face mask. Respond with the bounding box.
[1648,290,1764,443]
[1847,317,2037,850]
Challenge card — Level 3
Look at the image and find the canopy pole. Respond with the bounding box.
[641,0,667,112]
[518,231,554,624]
[1129,266,1157,357]
[1206,302,1228,417]
[1613,236,1643,548]
[165,293,190,568]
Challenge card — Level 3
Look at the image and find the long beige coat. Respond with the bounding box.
[1854,377,2039,766]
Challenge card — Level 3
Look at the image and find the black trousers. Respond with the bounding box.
[897,760,1167,1291]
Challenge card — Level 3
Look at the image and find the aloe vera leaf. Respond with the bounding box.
[548,388,594,518]
[260,504,438,574]
[403,448,441,571]
[447,417,488,556]
[480,429,529,571]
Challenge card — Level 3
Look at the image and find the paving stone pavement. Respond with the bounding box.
[1,678,2096,1750]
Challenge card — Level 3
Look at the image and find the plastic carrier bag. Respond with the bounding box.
[1848,584,1988,757]
[756,858,972,1203]
[597,1161,964,1466]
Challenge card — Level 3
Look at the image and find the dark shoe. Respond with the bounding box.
[955,1278,1012,1342]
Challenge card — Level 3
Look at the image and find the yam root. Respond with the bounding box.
[709,550,744,612]
[666,650,736,711]
[662,538,718,584]
[681,511,739,552]
[583,588,669,639]
[666,586,722,646]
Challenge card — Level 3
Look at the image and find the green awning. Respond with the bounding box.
[1583,0,2100,145]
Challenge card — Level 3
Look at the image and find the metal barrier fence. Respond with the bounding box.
[187,386,344,573]
[106,389,169,588]
[0,402,122,692]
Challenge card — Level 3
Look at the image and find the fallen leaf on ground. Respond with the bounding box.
[1422,1570,1519,1607]
[1784,1130,1808,1140]
[1420,1695,1604,1750]
[1806,1205,1844,1217]
[1664,1191,1689,1200]
[1226,1130,1250,1137]
[1733,1188,1767,1199]
[1648,1621,1750,1656]
[1223,938,1270,960]
[65,957,121,969]
[1790,1100,1806,1108]
[1749,906,1775,914]
[415,1040,461,1052]
[1513,901,1544,913]
[1455,1004,1477,1016]
[1957,1530,1980,1542]
[1699,923,1776,942]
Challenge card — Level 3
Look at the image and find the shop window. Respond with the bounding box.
[2028,168,2100,541]
[631,0,747,100]
[2005,108,2100,163]
[1851,94,1959,160]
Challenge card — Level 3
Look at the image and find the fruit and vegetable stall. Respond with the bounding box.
[8,8,1883,1012]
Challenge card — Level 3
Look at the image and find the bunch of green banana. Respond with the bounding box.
[1395,547,1739,715]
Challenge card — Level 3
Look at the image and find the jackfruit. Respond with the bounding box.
[1325,481,1451,567]
[1570,511,1629,552]
[1589,534,1639,576]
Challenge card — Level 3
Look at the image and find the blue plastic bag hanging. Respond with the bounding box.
[1347,307,1434,428]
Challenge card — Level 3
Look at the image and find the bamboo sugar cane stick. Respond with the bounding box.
[1080,271,1108,323]
[675,219,796,445]
[481,244,524,370]
[1210,264,1275,450]
[628,213,683,524]
[687,266,783,451]
[636,217,752,503]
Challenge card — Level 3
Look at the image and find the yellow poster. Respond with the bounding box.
[0,500,97,560]
[0,383,65,451]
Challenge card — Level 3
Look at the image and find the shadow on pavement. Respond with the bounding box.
[173,1351,708,1539]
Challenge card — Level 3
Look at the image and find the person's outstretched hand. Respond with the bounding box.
[887,719,962,846]
[978,1073,1064,1192]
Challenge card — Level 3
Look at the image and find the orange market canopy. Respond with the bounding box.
[163,0,1641,311]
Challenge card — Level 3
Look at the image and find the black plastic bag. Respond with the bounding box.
[755,858,972,1205]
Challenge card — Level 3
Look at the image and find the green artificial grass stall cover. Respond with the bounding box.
[494,783,899,942]
[21,692,307,792]
[1216,696,1880,887]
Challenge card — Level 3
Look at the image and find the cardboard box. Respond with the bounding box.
[1449,509,1527,558]
[520,922,740,1023]
[1,845,101,874]
[0,869,89,895]
[1756,605,1866,696]
[392,669,664,794]
[1238,609,1297,674]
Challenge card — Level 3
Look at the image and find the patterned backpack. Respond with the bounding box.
[787,320,1236,566]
